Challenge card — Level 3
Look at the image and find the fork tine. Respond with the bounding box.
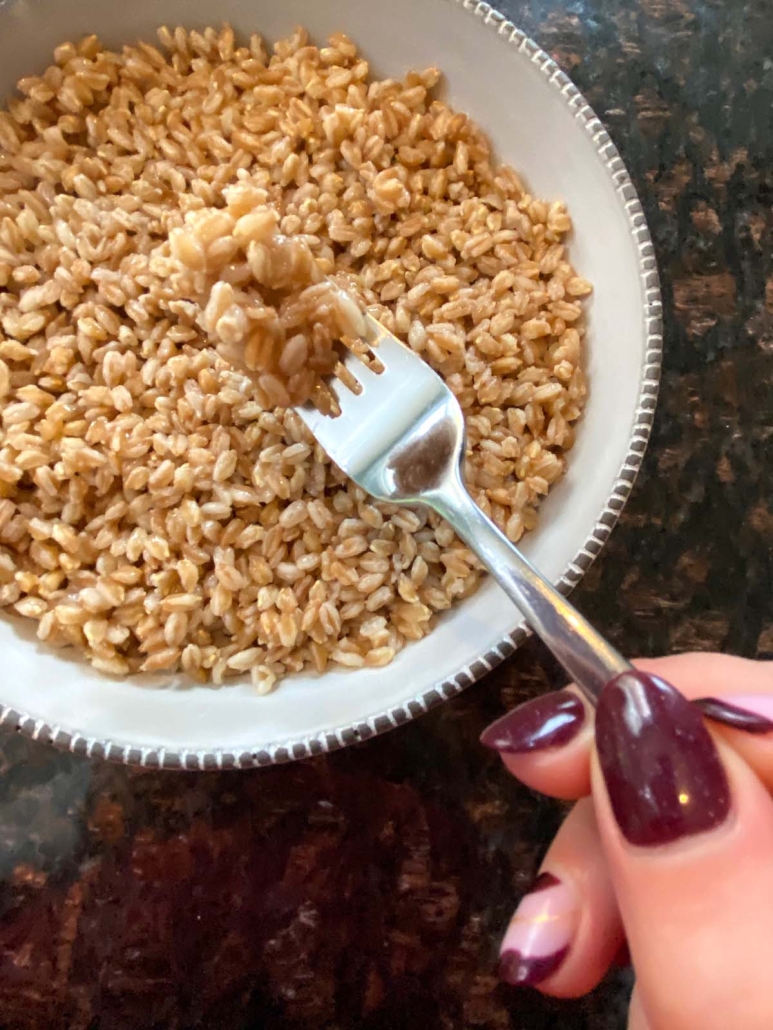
[364,316,420,373]
[298,314,440,444]
[295,347,378,444]
[295,398,333,440]
[339,345,382,391]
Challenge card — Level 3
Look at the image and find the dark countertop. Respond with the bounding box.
[0,0,771,1026]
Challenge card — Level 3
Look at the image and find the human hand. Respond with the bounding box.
[481,653,773,1030]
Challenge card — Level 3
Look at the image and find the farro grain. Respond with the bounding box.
[0,24,588,686]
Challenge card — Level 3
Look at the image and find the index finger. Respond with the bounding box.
[481,654,773,800]
[591,669,773,1030]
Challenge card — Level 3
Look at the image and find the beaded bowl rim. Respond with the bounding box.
[0,0,662,769]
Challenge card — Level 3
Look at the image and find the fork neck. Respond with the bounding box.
[426,471,631,704]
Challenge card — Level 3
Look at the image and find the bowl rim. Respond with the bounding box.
[0,0,662,770]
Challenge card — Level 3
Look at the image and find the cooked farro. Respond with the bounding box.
[168,191,368,411]
[0,25,589,688]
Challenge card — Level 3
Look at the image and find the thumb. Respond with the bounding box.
[592,669,773,1030]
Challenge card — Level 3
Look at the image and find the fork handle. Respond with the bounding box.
[429,475,631,704]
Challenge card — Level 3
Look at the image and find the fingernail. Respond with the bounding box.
[498,872,578,987]
[596,670,731,847]
[480,690,586,754]
[694,696,773,734]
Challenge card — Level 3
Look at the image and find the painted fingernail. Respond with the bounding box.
[480,690,585,754]
[596,670,731,847]
[694,696,773,734]
[498,872,578,987]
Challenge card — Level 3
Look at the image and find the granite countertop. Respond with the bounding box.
[0,0,771,1026]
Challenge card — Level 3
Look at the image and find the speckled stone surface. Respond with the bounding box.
[0,0,771,1026]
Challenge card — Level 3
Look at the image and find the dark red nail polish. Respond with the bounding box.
[694,697,773,734]
[612,941,631,968]
[498,946,570,987]
[596,670,731,847]
[480,690,585,754]
[529,871,561,892]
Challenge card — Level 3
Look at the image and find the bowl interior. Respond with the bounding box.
[0,0,656,763]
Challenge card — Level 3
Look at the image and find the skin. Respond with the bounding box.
[496,653,773,1029]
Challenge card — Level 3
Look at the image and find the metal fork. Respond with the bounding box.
[297,315,632,704]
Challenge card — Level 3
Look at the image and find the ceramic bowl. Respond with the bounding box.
[0,0,661,768]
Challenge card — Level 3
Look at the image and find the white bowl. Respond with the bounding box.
[0,0,661,768]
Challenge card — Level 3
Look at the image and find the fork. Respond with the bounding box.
[297,314,632,705]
